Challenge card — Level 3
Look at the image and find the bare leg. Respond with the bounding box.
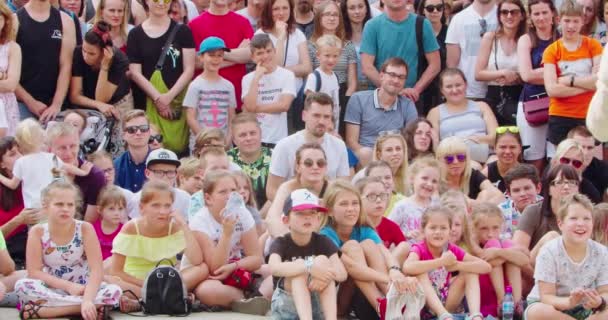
[463,272,482,315]
[526,302,576,320]
[181,264,209,291]
[489,263,506,304]
[285,274,313,320]
[194,279,244,308]
[318,280,338,320]
[417,273,450,316]
[341,241,384,308]
[0,270,26,291]
[361,240,389,294]
[21,303,107,319]
[392,242,410,267]
[505,263,522,303]
[445,274,465,312]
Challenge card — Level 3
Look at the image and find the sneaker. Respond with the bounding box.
[402,283,425,320]
[385,284,404,320]
[230,296,270,316]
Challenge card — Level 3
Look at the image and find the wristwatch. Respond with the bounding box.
[304,256,314,274]
[592,297,606,314]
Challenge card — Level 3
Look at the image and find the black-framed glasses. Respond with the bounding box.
[424,4,444,12]
[550,179,579,187]
[149,134,163,144]
[302,158,327,168]
[125,124,150,134]
[149,169,177,178]
[383,71,407,80]
[444,153,466,164]
[364,192,389,202]
[559,157,583,169]
[499,9,521,16]
[479,19,487,37]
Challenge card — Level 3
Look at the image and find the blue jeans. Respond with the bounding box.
[18,102,38,120]
[271,286,323,320]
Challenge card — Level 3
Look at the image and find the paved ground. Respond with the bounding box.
[2,308,270,319]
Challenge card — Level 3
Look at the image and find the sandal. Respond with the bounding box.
[119,290,141,313]
[19,302,43,320]
[97,305,112,320]
[438,312,454,320]
[467,312,484,320]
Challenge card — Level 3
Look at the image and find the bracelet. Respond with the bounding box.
[389,265,401,272]
[593,297,606,314]
[304,256,314,274]
[570,75,575,87]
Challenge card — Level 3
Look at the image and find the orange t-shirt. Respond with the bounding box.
[542,37,603,119]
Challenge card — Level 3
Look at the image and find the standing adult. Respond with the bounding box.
[360,0,440,103]
[474,0,526,126]
[127,0,195,155]
[267,92,350,201]
[445,0,497,100]
[307,1,358,136]
[294,0,314,39]
[113,110,151,193]
[516,0,559,174]
[345,57,418,166]
[15,0,76,123]
[543,1,602,152]
[341,0,372,90]
[236,0,265,30]
[47,123,107,222]
[189,0,254,110]
[92,0,131,53]
[0,2,21,138]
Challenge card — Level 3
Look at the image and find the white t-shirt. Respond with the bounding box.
[241,66,296,144]
[13,152,63,209]
[0,100,7,131]
[236,7,258,31]
[304,68,340,131]
[129,187,191,221]
[269,130,350,180]
[189,205,255,260]
[528,237,608,300]
[255,28,307,89]
[445,5,497,99]
[183,0,199,22]
[119,186,137,223]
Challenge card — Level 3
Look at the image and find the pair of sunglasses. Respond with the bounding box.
[125,125,150,134]
[496,126,519,134]
[302,158,327,168]
[149,134,163,144]
[559,157,583,169]
[424,4,444,12]
[444,153,466,164]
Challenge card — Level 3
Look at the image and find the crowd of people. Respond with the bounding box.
[0,0,607,318]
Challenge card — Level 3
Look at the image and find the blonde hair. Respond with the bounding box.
[93,0,130,40]
[557,193,594,221]
[121,110,148,130]
[321,180,368,229]
[233,171,257,208]
[199,147,228,170]
[407,156,442,195]
[436,137,472,196]
[41,180,83,213]
[193,128,226,157]
[560,0,584,16]
[177,157,201,179]
[15,119,45,154]
[373,133,408,194]
[202,170,236,195]
[421,205,452,229]
[552,138,584,167]
[315,34,343,50]
[46,122,78,146]
[140,181,175,205]
[592,203,608,246]
[97,185,127,210]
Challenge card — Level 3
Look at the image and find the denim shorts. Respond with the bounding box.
[271,286,323,320]
[524,299,591,320]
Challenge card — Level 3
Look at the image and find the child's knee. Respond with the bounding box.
[360,239,377,252]
[313,255,330,266]
[341,240,362,255]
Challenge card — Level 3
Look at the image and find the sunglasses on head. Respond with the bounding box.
[444,153,466,164]
[424,4,444,12]
[302,158,327,168]
[559,157,583,169]
[496,126,519,134]
[149,134,163,144]
[151,0,172,4]
[125,124,150,134]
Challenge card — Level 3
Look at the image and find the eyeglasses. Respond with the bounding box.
[559,157,583,169]
[364,192,389,202]
[383,71,407,80]
[550,179,579,187]
[496,126,519,134]
[151,0,172,4]
[479,19,487,37]
[444,153,466,164]
[424,4,444,12]
[149,169,177,178]
[125,125,150,134]
[149,134,163,144]
[302,158,327,168]
[499,9,521,16]
[583,6,594,13]
[379,129,401,137]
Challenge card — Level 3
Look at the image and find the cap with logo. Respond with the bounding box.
[283,189,328,215]
[198,36,231,55]
[146,148,181,168]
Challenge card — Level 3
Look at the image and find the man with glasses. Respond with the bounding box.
[113,110,151,193]
[345,58,418,166]
[446,0,497,99]
[129,148,191,220]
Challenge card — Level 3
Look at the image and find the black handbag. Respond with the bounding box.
[493,36,518,126]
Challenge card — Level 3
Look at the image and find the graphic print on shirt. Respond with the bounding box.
[51,29,63,40]
[197,89,231,128]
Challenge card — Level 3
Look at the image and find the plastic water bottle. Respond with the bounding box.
[502,285,514,320]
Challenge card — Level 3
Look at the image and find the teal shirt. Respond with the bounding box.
[320,225,381,248]
[360,13,439,88]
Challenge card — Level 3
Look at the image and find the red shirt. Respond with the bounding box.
[188,11,253,109]
[376,217,406,249]
[0,186,26,239]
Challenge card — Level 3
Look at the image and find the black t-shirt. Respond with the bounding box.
[72,46,130,105]
[580,178,602,204]
[486,161,506,193]
[583,158,608,196]
[468,169,489,199]
[268,232,339,288]
[126,21,195,108]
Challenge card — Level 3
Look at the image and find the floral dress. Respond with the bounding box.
[15,220,121,307]
[0,42,20,135]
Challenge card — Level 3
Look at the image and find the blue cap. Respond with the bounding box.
[198,36,230,55]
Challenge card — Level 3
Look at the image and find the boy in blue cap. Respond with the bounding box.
[183,36,237,151]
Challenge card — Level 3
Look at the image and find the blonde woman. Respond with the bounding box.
[435,136,504,205]
[93,0,131,53]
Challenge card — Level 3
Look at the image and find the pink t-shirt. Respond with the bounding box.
[188,11,254,109]
[410,241,466,304]
[93,220,123,260]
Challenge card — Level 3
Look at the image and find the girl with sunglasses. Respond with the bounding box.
[548,138,602,203]
[474,0,526,126]
[435,136,504,205]
[481,126,523,193]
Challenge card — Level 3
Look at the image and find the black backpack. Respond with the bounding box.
[141,259,191,316]
[309,69,339,92]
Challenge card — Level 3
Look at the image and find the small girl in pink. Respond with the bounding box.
[93,186,125,265]
[467,203,528,318]
[404,206,491,320]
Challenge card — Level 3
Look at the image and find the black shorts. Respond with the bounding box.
[547,115,586,145]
